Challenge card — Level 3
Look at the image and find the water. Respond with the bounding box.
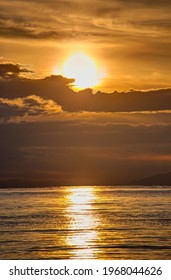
[0,186,171,259]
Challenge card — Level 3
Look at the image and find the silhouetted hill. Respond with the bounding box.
[131,172,171,186]
[1,172,171,188]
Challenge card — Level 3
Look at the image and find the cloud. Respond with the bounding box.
[0,0,171,42]
[0,63,33,80]
[65,88,171,112]
[0,62,171,185]
[118,0,171,7]
[0,95,62,122]
[0,1,171,186]
[0,64,171,113]
[1,0,171,92]
[0,117,171,186]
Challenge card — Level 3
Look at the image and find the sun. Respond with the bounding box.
[61,52,103,89]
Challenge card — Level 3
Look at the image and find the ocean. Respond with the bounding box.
[0,186,171,259]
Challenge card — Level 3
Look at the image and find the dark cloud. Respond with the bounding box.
[0,102,24,120]
[64,88,171,112]
[0,20,83,40]
[0,0,170,186]
[0,63,32,80]
[0,119,171,186]
[0,95,62,122]
[0,64,171,113]
[24,0,78,10]
[118,0,171,7]
[0,62,171,185]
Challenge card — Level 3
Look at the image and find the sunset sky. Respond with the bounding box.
[1,0,171,90]
[0,0,171,186]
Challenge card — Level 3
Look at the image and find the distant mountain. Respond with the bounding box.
[1,172,171,188]
[131,172,171,186]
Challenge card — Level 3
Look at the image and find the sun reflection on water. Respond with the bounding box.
[65,186,99,259]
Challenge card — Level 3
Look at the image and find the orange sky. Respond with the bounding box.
[0,0,171,91]
[0,0,171,185]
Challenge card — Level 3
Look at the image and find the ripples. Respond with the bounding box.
[0,186,171,259]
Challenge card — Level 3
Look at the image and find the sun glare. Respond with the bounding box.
[61,52,104,89]
[65,186,99,258]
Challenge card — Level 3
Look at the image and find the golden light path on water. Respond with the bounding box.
[0,186,171,259]
[65,186,99,259]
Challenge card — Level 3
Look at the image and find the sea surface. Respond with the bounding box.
[0,186,171,259]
